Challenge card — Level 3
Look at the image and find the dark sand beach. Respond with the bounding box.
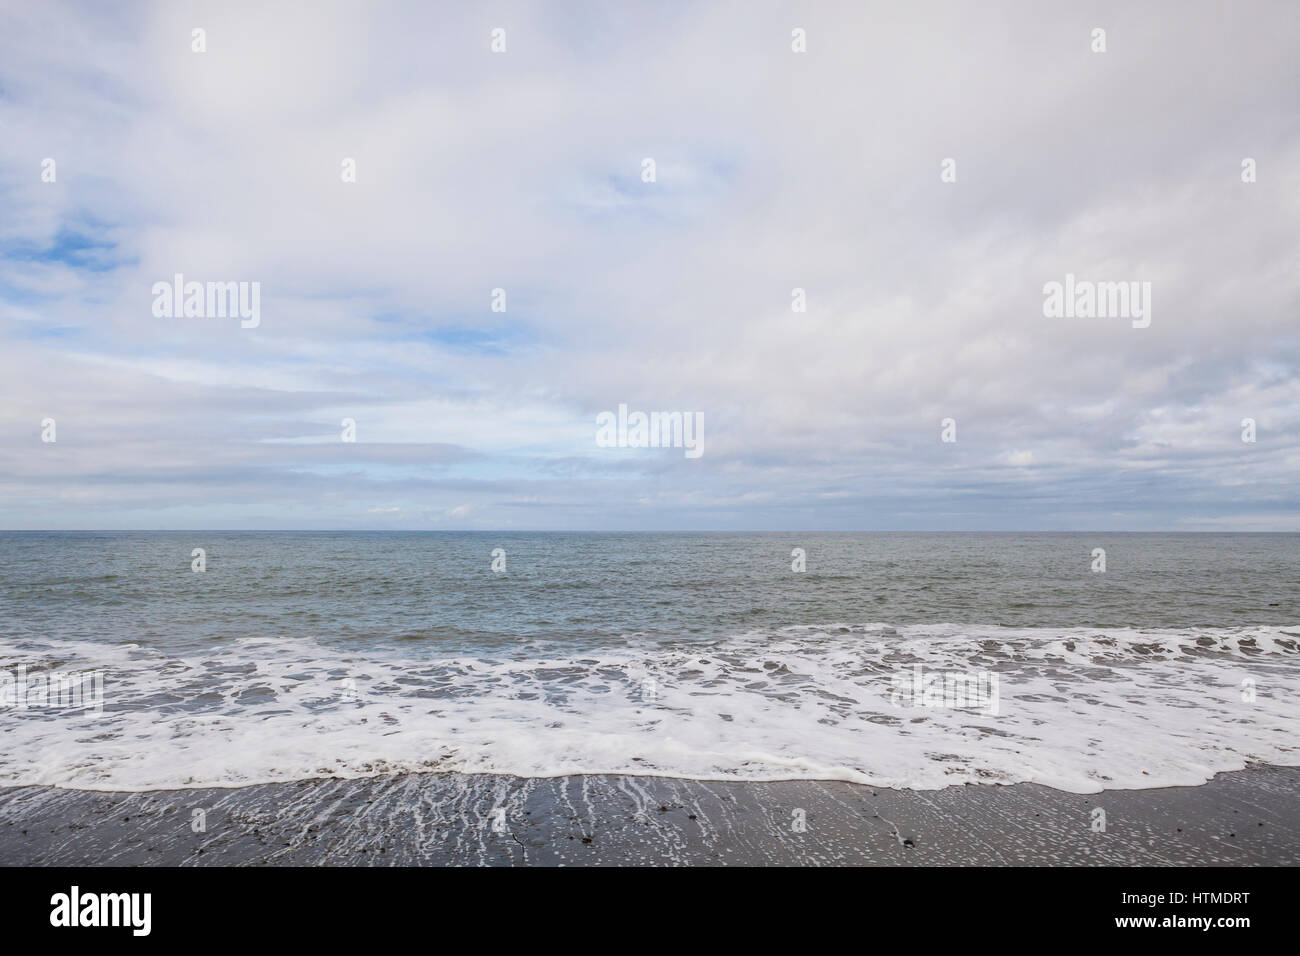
[2,765,1296,866]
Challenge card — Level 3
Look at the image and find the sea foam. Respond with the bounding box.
[1,623,1296,793]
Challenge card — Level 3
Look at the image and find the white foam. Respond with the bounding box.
[1,624,1297,793]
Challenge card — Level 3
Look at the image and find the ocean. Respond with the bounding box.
[1,531,1297,794]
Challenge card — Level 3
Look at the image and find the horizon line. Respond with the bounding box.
[0,529,1296,535]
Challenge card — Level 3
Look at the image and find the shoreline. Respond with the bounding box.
[2,764,1297,866]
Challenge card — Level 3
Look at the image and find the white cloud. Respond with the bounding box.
[0,1,1297,529]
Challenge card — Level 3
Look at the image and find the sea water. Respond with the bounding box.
[0,531,1296,793]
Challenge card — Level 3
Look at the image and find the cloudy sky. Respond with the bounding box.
[1,1,1297,530]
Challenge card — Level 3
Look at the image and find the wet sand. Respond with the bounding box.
[1,764,1296,866]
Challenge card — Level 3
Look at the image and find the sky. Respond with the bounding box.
[0,0,1298,531]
